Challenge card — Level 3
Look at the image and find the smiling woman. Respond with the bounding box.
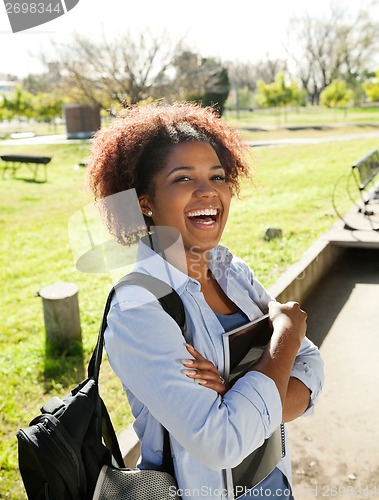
[138,141,232,273]
[86,102,324,500]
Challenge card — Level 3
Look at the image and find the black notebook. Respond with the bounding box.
[222,314,273,385]
[222,314,284,498]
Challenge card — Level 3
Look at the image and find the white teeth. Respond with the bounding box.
[187,208,218,217]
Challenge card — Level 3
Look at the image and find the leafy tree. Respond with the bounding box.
[0,97,7,121]
[256,73,304,108]
[1,86,34,120]
[225,58,287,115]
[286,4,379,104]
[33,93,64,129]
[170,52,230,115]
[362,69,379,102]
[171,50,206,99]
[225,86,255,113]
[199,61,230,116]
[320,79,353,108]
[227,58,287,91]
[342,69,375,106]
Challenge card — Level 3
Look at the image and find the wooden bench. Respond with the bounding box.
[1,155,52,182]
[352,149,379,215]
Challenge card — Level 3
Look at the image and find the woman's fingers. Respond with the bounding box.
[184,343,207,361]
[182,368,228,396]
[182,343,228,396]
[183,344,220,374]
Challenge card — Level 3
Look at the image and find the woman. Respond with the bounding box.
[86,102,324,499]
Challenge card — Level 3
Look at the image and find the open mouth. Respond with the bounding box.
[186,208,219,226]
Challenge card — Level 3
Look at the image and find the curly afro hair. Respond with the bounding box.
[86,101,252,244]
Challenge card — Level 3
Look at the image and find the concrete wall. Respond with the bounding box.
[269,240,346,304]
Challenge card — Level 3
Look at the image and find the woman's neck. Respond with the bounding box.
[185,249,211,285]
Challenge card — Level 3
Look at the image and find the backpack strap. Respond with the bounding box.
[120,272,185,331]
[88,271,185,476]
[88,272,185,380]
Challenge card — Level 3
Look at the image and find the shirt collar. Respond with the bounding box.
[134,238,233,295]
[134,237,189,295]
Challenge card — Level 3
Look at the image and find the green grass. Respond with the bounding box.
[0,143,126,497]
[221,139,377,282]
[225,105,379,129]
[1,123,379,497]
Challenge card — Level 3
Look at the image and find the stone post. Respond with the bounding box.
[38,282,82,351]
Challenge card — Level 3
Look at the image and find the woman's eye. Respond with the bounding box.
[174,175,192,182]
[211,174,226,181]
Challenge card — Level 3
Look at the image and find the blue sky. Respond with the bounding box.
[1,0,378,77]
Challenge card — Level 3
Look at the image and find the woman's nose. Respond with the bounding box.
[194,180,218,198]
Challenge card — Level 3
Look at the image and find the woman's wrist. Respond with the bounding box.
[249,334,301,406]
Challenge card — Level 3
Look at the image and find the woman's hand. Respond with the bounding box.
[182,344,229,397]
[268,300,307,345]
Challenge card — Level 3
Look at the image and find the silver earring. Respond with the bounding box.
[147,210,153,217]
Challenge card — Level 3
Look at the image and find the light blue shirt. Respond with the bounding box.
[104,241,324,499]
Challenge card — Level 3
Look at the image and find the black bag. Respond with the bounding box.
[16,273,185,500]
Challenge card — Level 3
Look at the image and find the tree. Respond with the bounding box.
[45,30,186,113]
[227,58,287,91]
[320,79,353,108]
[0,97,8,121]
[2,86,34,121]
[256,73,304,109]
[362,69,379,103]
[171,50,206,99]
[33,93,64,129]
[170,52,230,115]
[41,32,231,115]
[226,58,287,114]
[285,3,379,104]
[198,59,230,116]
[22,64,61,95]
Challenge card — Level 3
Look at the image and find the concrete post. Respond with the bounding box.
[38,282,82,350]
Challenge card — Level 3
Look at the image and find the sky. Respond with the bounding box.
[0,0,378,78]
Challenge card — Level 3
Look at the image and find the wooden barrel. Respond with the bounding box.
[38,282,81,350]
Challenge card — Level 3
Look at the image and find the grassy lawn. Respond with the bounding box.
[225,105,379,129]
[1,122,379,497]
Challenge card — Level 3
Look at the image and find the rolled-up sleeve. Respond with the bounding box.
[105,285,282,471]
[290,337,324,416]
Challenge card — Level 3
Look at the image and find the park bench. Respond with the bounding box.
[333,148,379,231]
[352,148,379,209]
[0,155,52,182]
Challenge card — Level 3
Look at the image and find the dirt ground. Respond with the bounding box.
[286,248,379,499]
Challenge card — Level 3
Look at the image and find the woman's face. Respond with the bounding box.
[139,141,232,256]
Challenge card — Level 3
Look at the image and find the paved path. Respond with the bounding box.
[288,247,379,499]
[0,134,89,146]
[2,130,379,148]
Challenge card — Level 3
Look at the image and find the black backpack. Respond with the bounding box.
[16,273,185,500]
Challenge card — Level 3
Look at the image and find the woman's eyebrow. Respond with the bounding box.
[166,165,224,177]
[166,166,193,177]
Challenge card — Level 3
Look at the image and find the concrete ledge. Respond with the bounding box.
[268,238,346,304]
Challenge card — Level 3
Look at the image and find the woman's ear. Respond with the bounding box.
[139,195,153,217]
